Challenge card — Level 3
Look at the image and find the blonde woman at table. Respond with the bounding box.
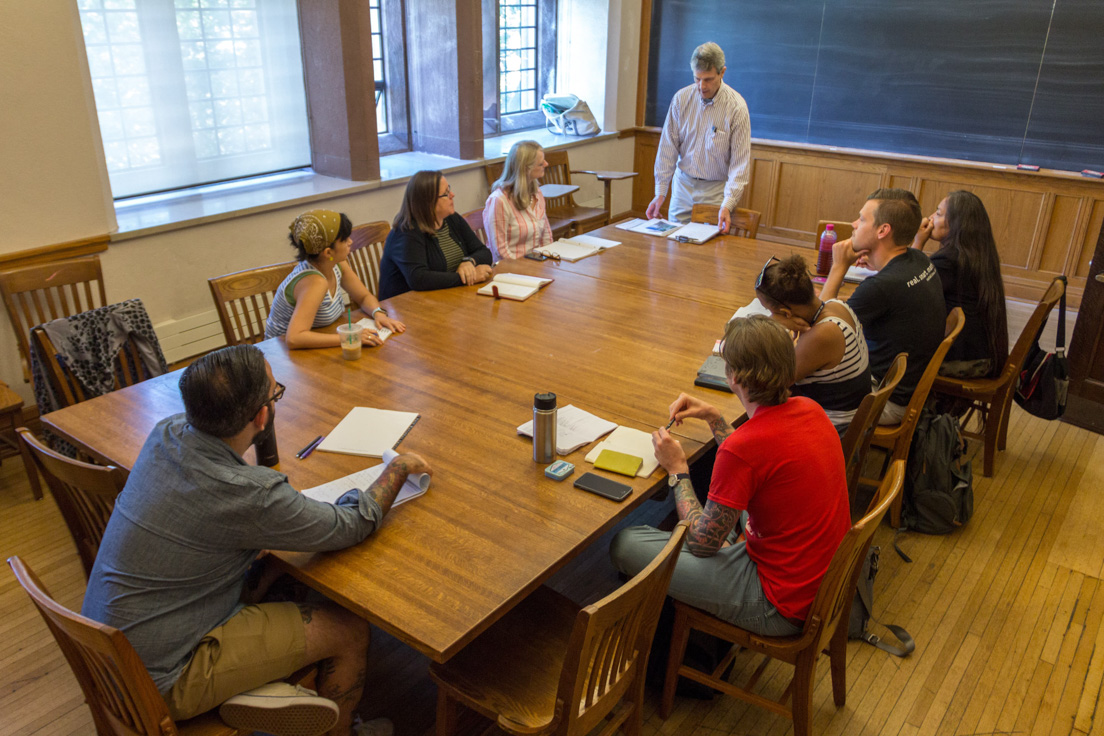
[482,140,554,260]
[265,209,405,349]
[378,171,495,299]
[753,254,871,434]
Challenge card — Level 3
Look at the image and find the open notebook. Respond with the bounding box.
[615,218,683,236]
[534,234,620,262]
[302,449,430,507]
[477,273,553,301]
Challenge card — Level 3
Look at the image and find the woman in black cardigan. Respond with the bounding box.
[378,170,495,300]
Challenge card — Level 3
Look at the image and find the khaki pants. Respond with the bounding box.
[165,602,307,721]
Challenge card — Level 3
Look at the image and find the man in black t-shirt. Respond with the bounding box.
[820,188,945,424]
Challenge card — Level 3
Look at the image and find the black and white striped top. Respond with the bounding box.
[436,223,465,272]
[791,300,871,427]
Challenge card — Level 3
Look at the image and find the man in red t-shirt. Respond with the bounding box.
[610,316,850,635]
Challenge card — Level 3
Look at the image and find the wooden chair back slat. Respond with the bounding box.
[559,523,688,736]
[207,261,296,346]
[689,204,762,238]
[18,429,126,578]
[0,255,106,382]
[8,556,175,735]
[841,352,907,504]
[349,221,390,297]
[461,208,488,245]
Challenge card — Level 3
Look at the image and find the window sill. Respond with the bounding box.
[111,130,619,241]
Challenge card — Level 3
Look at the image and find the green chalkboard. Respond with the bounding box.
[646,0,1104,172]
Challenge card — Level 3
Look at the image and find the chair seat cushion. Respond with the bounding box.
[429,586,579,732]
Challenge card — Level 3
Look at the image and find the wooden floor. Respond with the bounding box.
[2,400,1102,736]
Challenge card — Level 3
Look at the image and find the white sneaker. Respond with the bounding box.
[219,682,339,736]
[353,716,395,736]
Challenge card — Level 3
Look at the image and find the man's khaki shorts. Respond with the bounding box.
[165,602,307,721]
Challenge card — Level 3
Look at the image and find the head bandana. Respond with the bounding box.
[290,210,342,255]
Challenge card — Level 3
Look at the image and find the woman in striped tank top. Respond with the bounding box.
[754,254,872,433]
[265,209,405,349]
[483,140,554,260]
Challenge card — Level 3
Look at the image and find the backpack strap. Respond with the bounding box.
[855,577,916,657]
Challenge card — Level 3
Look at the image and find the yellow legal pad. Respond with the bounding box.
[594,448,643,477]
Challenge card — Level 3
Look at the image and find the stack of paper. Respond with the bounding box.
[517,404,617,454]
[316,408,420,457]
[535,234,621,262]
[727,297,772,323]
[584,426,660,478]
[615,218,684,236]
[477,273,553,301]
[695,355,733,393]
[844,265,878,283]
[301,449,429,507]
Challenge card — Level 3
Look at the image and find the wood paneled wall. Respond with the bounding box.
[630,128,1104,308]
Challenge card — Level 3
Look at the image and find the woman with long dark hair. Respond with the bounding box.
[913,190,1008,377]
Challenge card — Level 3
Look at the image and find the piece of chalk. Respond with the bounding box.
[1017,164,1040,171]
[1081,169,1104,178]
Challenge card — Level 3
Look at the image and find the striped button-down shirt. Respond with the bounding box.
[483,188,554,260]
[654,82,751,212]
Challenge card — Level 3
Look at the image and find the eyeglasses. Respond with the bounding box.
[755,256,781,291]
[437,186,452,199]
[257,382,285,414]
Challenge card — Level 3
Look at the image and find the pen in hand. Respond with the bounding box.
[664,417,677,431]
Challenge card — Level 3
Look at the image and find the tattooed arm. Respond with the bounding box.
[672,477,741,557]
[365,452,432,517]
[667,392,734,446]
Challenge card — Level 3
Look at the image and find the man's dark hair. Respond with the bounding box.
[178,345,270,438]
[867,188,922,245]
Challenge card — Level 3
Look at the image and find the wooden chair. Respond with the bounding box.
[0,379,23,466]
[207,261,296,346]
[32,326,158,410]
[17,428,126,579]
[461,208,487,245]
[348,221,389,296]
[815,221,853,247]
[429,523,689,736]
[863,308,965,527]
[689,204,762,238]
[659,461,905,736]
[840,353,907,506]
[932,275,1065,477]
[8,556,247,736]
[0,255,107,382]
[485,149,606,235]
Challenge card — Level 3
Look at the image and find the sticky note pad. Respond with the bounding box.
[594,449,643,477]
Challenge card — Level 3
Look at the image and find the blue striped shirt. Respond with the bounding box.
[654,82,751,212]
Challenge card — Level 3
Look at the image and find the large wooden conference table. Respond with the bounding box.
[41,225,822,663]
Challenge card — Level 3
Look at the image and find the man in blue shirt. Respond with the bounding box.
[83,345,429,736]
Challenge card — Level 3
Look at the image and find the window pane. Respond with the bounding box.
[498,0,539,115]
[79,0,310,197]
[369,0,388,134]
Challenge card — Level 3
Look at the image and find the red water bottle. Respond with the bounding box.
[817,224,837,276]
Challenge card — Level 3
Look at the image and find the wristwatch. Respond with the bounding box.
[668,472,691,488]
[371,307,386,318]
[460,256,476,266]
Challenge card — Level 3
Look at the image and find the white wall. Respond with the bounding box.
[0,1,644,406]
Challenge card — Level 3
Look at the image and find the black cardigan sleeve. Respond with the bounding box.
[387,226,465,293]
[447,214,494,266]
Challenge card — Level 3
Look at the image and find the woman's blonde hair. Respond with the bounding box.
[720,315,795,407]
[492,140,544,211]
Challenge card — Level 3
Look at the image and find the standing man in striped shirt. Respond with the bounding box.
[646,42,751,232]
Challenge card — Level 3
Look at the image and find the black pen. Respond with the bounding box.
[392,415,421,450]
[296,435,324,459]
[664,417,676,431]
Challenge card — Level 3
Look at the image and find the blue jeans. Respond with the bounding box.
[609,523,802,637]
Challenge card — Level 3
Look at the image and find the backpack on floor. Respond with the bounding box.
[901,408,973,534]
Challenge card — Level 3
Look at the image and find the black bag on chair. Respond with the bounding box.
[1014,275,1069,420]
